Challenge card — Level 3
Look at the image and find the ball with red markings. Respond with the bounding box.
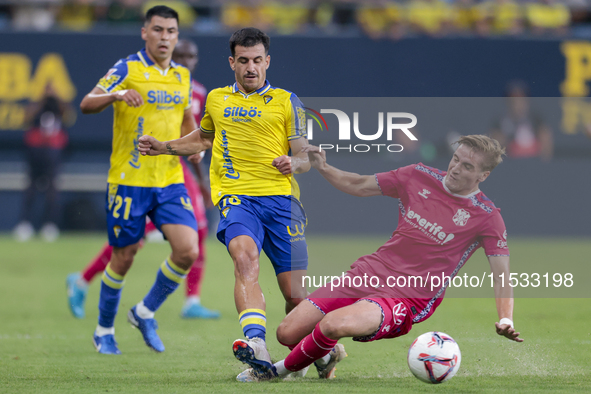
[407,331,461,384]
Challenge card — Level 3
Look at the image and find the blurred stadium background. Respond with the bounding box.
[1,0,591,237]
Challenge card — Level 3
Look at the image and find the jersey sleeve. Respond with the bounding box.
[96,59,128,93]
[479,211,510,256]
[375,165,415,198]
[199,92,215,134]
[285,93,307,141]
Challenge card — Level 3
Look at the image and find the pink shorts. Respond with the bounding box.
[307,265,417,342]
[307,296,413,342]
[308,272,414,342]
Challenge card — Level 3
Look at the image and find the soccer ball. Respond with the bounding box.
[407,331,461,384]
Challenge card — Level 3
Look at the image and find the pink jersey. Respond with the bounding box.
[191,79,207,127]
[351,163,509,323]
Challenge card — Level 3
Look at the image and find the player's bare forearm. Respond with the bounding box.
[139,130,213,157]
[302,144,381,197]
[489,255,513,317]
[317,164,380,197]
[290,137,311,174]
[291,152,310,174]
[81,87,144,114]
[163,134,210,156]
[488,255,523,342]
[80,91,117,114]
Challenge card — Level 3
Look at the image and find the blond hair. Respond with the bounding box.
[456,135,505,172]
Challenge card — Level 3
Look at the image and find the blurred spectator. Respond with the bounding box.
[221,0,275,31]
[0,0,583,37]
[526,0,570,36]
[486,0,525,35]
[356,0,406,40]
[566,0,589,29]
[142,0,196,28]
[13,84,74,242]
[272,0,310,35]
[331,0,357,31]
[57,0,96,31]
[12,2,58,31]
[407,0,454,36]
[490,81,554,161]
[310,1,335,33]
[452,0,490,35]
[105,0,143,25]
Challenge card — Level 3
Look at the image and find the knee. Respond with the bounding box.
[187,244,200,263]
[114,245,139,262]
[112,245,139,273]
[175,244,200,269]
[276,320,299,345]
[319,313,346,339]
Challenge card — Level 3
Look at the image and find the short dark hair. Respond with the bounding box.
[229,28,270,57]
[145,5,179,25]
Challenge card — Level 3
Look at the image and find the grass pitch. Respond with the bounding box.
[0,234,590,393]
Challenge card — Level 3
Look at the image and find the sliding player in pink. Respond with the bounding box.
[66,39,219,320]
[236,135,523,382]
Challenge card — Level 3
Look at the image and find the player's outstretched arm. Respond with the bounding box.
[301,145,382,197]
[138,129,214,157]
[80,87,144,114]
[488,255,524,342]
[272,137,311,175]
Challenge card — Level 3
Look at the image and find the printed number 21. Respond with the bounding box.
[113,196,132,220]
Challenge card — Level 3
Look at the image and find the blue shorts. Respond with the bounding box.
[216,195,308,275]
[105,183,197,247]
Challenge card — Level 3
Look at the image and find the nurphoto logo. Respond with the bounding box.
[305,108,418,153]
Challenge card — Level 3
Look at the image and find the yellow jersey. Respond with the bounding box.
[96,48,192,188]
[200,80,307,206]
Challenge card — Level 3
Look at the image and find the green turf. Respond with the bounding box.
[0,234,589,393]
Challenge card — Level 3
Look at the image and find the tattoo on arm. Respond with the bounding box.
[165,143,178,155]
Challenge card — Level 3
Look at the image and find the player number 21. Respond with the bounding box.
[112,196,133,220]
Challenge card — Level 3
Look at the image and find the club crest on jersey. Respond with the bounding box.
[224,95,229,101]
[418,189,431,199]
[174,71,181,83]
[221,207,230,218]
[98,73,120,91]
[263,95,273,104]
[452,209,470,226]
[113,226,122,238]
[144,72,150,80]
